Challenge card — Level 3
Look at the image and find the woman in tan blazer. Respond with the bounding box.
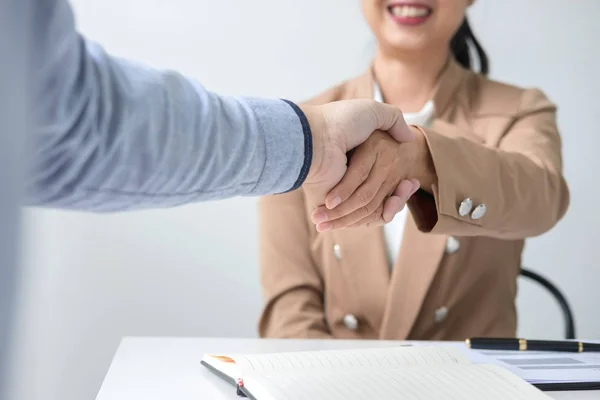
[258,0,570,341]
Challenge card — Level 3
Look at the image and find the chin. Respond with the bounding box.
[379,36,430,55]
[376,20,432,50]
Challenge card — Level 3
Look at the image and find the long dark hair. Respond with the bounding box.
[450,18,489,75]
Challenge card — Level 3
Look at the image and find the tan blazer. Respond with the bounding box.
[257,59,570,341]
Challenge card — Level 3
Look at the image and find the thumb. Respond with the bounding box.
[370,102,416,143]
[322,99,416,151]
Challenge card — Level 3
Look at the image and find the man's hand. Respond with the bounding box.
[310,127,437,232]
[299,99,416,210]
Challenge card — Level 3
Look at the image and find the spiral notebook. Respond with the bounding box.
[201,345,551,399]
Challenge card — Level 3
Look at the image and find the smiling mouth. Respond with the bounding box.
[387,3,433,24]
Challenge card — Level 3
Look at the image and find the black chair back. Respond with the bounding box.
[520,267,576,339]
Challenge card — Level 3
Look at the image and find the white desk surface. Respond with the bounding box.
[96,337,600,400]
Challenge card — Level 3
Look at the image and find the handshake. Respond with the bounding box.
[299,100,435,232]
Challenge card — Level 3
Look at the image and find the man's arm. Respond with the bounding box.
[27,0,311,211]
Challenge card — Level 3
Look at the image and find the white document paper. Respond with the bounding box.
[465,348,600,384]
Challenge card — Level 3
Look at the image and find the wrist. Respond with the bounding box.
[298,104,326,183]
[410,126,437,193]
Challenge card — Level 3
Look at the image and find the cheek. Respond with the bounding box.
[361,0,386,37]
[433,1,469,41]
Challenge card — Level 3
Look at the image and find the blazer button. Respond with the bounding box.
[445,236,460,254]
[333,244,342,260]
[434,306,448,323]
[458,198,473,216]
[343,314,359,331]
[471,204,487,220]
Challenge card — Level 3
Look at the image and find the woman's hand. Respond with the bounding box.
[299,100,416,211]
[310,127,435,232]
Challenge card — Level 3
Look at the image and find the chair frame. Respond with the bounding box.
[520,267,576,339]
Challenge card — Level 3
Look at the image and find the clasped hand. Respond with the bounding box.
[313,129,428,231]
[300,100,433,232]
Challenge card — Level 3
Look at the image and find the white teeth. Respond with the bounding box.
[390,5,430,18]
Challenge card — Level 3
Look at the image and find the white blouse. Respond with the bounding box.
[372,80,435,270]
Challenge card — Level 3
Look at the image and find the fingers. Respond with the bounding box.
[315,178,405,232]
[382,196,404,223]
[324,148,376,209]
[381,180,414,222]
[312,176,386,229]
[370,102,416,143]
[382,179,420,222]
[347,203,387,228]
[312,178,420,232]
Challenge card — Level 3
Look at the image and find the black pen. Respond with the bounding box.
[465,337,600,353]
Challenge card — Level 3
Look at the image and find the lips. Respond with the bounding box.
[387,2,433,26]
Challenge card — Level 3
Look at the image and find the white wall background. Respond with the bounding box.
[9,1,600,399]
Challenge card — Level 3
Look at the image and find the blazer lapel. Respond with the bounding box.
[332,226,390,333]
[379,214,447,338]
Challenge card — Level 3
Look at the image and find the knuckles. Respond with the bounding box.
[359,200,383,219]
[354,162,371,183]
[363,206,385,228]
[357,187,375,206]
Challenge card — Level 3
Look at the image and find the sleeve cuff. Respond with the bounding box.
[409,124,494,235]
[281,100,312,192]
[243,98,313,194]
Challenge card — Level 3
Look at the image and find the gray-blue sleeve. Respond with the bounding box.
[26,0,312,211]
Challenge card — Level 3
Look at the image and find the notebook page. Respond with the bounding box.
[242,364,552,400]
[235,346,468,376]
